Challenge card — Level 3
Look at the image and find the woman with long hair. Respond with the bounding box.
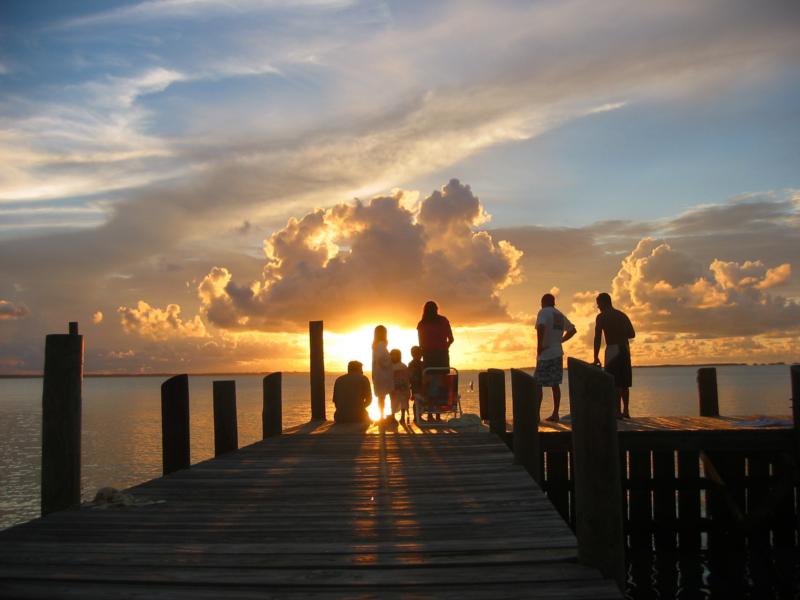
[416,301,454,368]
[371,325,394,422]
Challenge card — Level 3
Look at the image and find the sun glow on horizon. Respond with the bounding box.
[326,324,419,421]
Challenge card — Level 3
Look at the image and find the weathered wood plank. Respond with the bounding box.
[0,431,619,598]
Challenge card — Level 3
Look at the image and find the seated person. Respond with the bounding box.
[333,360,372,423]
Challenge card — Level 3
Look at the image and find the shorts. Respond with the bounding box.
[605,344,633,388]
[534,356,563,387]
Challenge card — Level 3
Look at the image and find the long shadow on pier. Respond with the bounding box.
[0,424,620,599]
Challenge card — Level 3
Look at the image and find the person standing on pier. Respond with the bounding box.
[416,301,454,368]
[372,325,394,423]
[417,301,454,422]
[592,292,636,419]
[534,293,577,423]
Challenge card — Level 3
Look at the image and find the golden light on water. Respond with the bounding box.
[325,324,419,421]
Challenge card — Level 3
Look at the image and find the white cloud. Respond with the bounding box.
[0,300,29,320]
[118,301,207,340]
[198,179,522,331]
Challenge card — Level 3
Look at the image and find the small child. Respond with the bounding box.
[408,346,423,396]
[390,348,411,424]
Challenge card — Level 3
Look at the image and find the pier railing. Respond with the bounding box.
[491,362,800,554]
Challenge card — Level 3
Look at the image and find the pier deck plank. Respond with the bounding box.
[0,430,620,599]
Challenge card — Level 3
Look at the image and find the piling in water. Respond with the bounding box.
[161,374,191,475]
[213,380,238,455]
[41,322,83,516]
[262,372,282,438]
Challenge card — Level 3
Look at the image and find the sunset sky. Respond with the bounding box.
[1,0,799,373]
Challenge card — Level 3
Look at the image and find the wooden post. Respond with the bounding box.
[478,371,489,421]
[213,380,238,455]
[697,367,719,417]
[263,372,282,438]
[791,365,800,457]
[511,368,542,483]
[41,322,83,516]
[161,374,190,475]
[309,320,326,421]
[487,368,506,436]
[567,357,625,589]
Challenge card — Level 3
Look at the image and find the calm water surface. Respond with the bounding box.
[0,365,794,530]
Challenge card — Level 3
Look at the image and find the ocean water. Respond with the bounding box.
[0,365,794,530]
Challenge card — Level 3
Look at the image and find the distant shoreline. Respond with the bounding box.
[1,362,788,379]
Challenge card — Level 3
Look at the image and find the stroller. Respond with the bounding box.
[413,367,462,426]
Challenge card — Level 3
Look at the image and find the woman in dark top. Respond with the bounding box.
[416,301,454,368]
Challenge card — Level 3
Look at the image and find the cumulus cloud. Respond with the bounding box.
[198,179,522,331]
[118,301,207,340]
[591,238,798,345]
[0,300,29,320]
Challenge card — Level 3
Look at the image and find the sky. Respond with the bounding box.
[0,0,798,374]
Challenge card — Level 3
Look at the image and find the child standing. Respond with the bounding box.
[390,348,411,424]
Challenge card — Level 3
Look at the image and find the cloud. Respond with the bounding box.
[198,179,522,331]
[0,300,29,320]
[118,301,207,340]
[608,238,799,338]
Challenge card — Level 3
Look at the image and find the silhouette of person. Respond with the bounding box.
[333,361,372,423]
[592,292,636,418]
[371,325,393,422]
[534,293,577,423]
[416,301,453,368]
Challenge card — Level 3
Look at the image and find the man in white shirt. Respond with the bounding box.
[534,293,577,422]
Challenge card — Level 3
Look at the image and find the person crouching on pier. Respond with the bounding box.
[534,293,577,423]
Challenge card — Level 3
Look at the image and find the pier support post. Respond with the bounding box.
[511,369,542,483]
[487,368,506,436]
[792,365,800,458]
[478,371,489,421]
[309,320,326,421]
[41,322,83,516]
[161,374,190,475]
[213,380,238,455]
[567,357,625,589]
[263,372,282,438]
[697,367,719,417]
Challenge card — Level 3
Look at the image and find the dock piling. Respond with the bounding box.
[487,368,506,436]
[511,368,542,483]
[213,380,238,455]
[792,365,800,457]
[41,322,83,516]
[309,320,326,421]
[567,357,625,589]
[697,367,720,417]
[161,374,190,475]
[478,371,488,421]
[262,372,282,438]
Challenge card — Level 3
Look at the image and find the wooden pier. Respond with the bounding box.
[0,425,621,599]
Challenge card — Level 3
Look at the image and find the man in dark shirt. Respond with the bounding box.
[333,361,372,423]
[592,293,636,418]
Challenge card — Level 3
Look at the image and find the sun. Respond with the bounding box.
[325,324,420,420]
